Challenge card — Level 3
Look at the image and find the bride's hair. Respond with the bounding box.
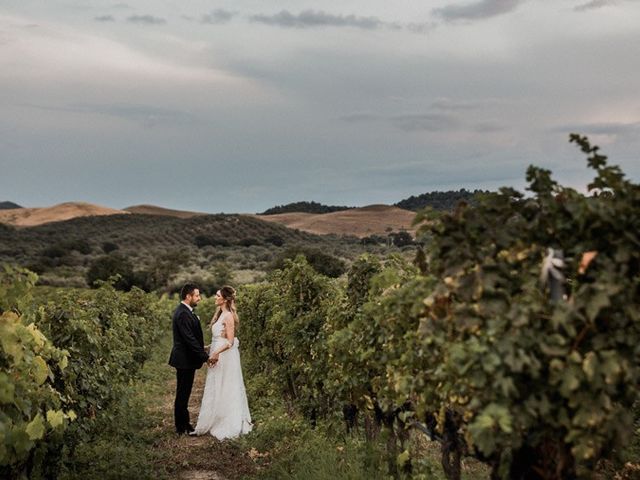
[211,285,239,329]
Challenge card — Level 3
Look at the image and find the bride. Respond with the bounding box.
[192,285,252,439]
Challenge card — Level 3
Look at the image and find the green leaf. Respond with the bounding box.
[25,413,45,440]
[396,449,411,468]
[32,356,50,385]
[560,367,581,397]
[46,410,65,429]
[585,290,610,321]
[0,372,15,403]
[58,353,68,371]
[582,352,597,381]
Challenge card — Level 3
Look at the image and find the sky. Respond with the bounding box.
[1,0,639,213]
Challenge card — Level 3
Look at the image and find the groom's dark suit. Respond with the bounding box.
[169,302,209,434]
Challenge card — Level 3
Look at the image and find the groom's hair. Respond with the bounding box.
[180,283,199,300]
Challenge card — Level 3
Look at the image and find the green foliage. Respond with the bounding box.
[389,230,414,247]
[0,266,170,478]
[58,347,171,480]
[241,256,341,418]
[0,268,72,479]
[269,246,347,278]
[86,254,136,291]
[0,265,37,314]
[395,189,486,212]
[236,136,640,479]
[401,135,640,478]
[134,250,187,292]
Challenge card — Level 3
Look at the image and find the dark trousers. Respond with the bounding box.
[174,368,196,433]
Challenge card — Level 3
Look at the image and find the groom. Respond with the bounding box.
[169,283,211,435]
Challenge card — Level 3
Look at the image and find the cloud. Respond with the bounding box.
[339,111,459,132]
[201,9,236,25]
[25,103,198,128]
[0,15,256,90]
[406,22,437,34]
[111,3,131,9]
[339,98,508,133]
[573,0,620,12]
[430,97,501,111]
[127,15,166,25]
[245,9,437,34]
[339,112,380,123]
[390,113,460,132]
[473,121,506,133]
[433,0,524,22]
[249,9,384,30]
[94,15,115,22]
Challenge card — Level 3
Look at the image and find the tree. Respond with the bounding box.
[86,254,135,291]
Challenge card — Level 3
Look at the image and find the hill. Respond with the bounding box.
[0,212,375,288]
[124,204,205,219]
[395,189,486,212]
[260,201,353,215]
[0,213,350,258]
[0,202,129,227]
[254,204,416,238]
[0,201,22,210]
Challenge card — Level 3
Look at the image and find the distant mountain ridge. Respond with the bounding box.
[395,189,487,212]
[260,201,353,215]
[259,190,490,216]
[0,201,22,210]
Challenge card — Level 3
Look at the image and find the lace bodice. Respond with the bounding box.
[211,316,225,338]
[211,312,235,348]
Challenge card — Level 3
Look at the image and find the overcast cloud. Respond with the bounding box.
[433,0,525,22]
[1,1,639,213]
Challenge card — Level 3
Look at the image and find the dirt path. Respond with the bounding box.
[148,366,257,480]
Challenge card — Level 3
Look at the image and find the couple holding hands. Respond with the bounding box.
[168,283,253,439]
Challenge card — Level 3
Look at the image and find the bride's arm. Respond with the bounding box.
[210,314,235,360]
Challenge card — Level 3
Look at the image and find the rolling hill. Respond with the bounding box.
[255,204,417,238]
[0,202,129,227]
[124,204,206,219]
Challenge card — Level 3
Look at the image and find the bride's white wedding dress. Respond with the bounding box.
[193,312,252,439]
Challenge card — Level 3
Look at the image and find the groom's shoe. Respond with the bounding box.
[188,430,199,436]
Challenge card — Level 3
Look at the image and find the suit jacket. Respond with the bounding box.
[168,303,209,369]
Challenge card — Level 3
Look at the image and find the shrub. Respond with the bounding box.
[101,242,119,253]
